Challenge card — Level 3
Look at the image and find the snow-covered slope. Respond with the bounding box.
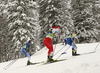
[0,43,100,73]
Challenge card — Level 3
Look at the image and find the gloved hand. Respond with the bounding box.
[58,26,61,29]
[25,49,29,52]
[25,50,27,52]
[25,50,28,52]
[65,42,67,46]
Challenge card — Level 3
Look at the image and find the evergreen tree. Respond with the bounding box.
[0,0,10,62]
[71,0,100,43]
[6,0,38,60]
[0,16,9,62]
[93,0,100,41]
[38,0,73,48]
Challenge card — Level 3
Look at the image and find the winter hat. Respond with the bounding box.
[28,40,32,44]
[52,24,57,28]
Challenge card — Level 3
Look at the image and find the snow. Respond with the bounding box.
[0,43,100,73]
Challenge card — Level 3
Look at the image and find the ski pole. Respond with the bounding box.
[3,59,18,70]
[53,44,57,56]
[72,39,77,49]
[3,60,15,70]
[56,46,71,59]
[53,30,60,56]
[94,42,100,51]
[54,45,66,56]
[3,59,16,70]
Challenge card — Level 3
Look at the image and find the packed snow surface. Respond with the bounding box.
[0,43,100,73]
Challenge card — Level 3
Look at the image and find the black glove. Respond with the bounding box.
[64,42,67,45]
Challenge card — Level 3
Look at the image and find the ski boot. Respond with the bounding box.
[72,51,80,56]
[72,50,75,56]
[75,51,80,56]
[27,61,30,65]
[47,55,56,63]
[27,61,33,65]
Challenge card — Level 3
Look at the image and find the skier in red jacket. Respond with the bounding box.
[44,24,60,62]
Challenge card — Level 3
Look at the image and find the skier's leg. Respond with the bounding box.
[26,52,31,61]
[44,38,54,62]
[47,42,54,62]
[22,49,32,65]
[25,52,32,65]
[72,47,75,56]
[72,43,77,56]
[22,49,31,60]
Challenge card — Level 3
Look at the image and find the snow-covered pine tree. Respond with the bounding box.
[93,0,100,41]
[71,0,100,43]
[58,0,74,43]
[0,0,11,62]
[38,0,73,48]
[0,16,8,62]
[6,0,38,60]
[93,0,100,24]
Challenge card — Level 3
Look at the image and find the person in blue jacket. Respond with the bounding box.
[21,40,32,65]
[64,31,79,56]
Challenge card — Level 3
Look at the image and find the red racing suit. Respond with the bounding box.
[44,27,60,56]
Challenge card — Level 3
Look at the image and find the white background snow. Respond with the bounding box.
[0,43,100,73]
